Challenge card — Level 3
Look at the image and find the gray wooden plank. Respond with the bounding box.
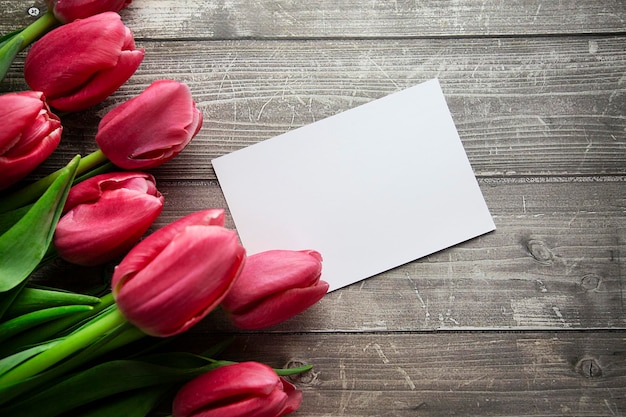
[162,332,626,417]
[32,179,625,332]
[3,37,623,179]
[168,179,625,332]
[3,0,624,39]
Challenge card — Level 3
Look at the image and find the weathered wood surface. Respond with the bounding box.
[1,0,625,416]
[33,178,626,333]
[2,0,626,38]
[4,36,625,178]
[170,332,626,416]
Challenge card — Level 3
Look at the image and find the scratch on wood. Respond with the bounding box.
[552,306,572,328]
[405,272,430,321]
[396,366,416,390]
[365,55,399,89]
[364,342,390,364]
[511,295,581,327]
[256,93,278,121]
[604,399,618,416]
[533,4,542,22]
[339,359,348,389]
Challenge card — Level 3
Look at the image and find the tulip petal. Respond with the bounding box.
[111,209,224,286]
[190,392,287,417]
[227,281,329,330]
[54,189,163,265]
[25,13,127,98]
[221,250,323,312]
[0,91,62,190]
[53,172,163,265]
[279,378,303,415]
[62,171,155,212]
[96,80,201,169]
[24,12,143,112]
[113,225,244,336]
[0,92,45,149]
[172,363,293,417]
[51,0,133,23]
[49,48,145,112]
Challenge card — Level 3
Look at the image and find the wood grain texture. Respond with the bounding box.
[3,0,624,39]
[3,37,625,179]
[161,332,626,417]
[32,179,625,332]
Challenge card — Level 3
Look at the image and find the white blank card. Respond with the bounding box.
[213,79,495,292]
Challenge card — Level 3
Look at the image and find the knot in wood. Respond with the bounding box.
[577,358,602,378]
[580,274,601,291]
[526,239,554,265]
[284,359,318,385]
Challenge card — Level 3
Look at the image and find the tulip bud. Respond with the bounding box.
[54,172,164,266]
[95,80,203,170]
[0,91,62,190]
[172,362,302,417]
[111,209,245,337]
[24,12,144,112]
[221,250,329,330]
[46,0,132,23]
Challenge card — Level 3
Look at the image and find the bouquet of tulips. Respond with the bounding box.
[0,2,329,416]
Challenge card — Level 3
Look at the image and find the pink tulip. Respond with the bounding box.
[172,362,302,417]
[95,80,203,170]
[46,0,132,23]
[221,250,329,330]
[0,91,62,190]
[111,209,245,337]
[54,172,164,266]
[24,12,144,112]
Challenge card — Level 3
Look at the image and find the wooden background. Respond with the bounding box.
[1,1,625,415]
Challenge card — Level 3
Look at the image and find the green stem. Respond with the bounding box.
[0,306,126,388]
[275,364,313,376]
[17,10,59,50]
[0,293,116,358]
[0,150,108,213]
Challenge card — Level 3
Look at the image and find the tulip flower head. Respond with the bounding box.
[0,91,62,190]
[46,0,133,23]
[54,172,164,266]
[172,362,302,417]
[95,79,203,170]
[111,209,246,337]
[221,250,329,330]
[24,12,144,112]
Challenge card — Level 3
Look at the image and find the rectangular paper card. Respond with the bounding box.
[213,79,495,292]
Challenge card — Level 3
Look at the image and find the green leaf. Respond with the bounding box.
[0,308,141,405]
[0,150,107,213]
[0,292,114,358]
[3,287,100,319]
[0,280,27,322]
[0,356,223,417]
[0,155,80,292]
[0,305,93,343]
[201,336,235,358]
[0,33,23,81]
[0,205,31,236]
[0,340,60,377]
[0,28,24,46]
[72,386,171,417]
